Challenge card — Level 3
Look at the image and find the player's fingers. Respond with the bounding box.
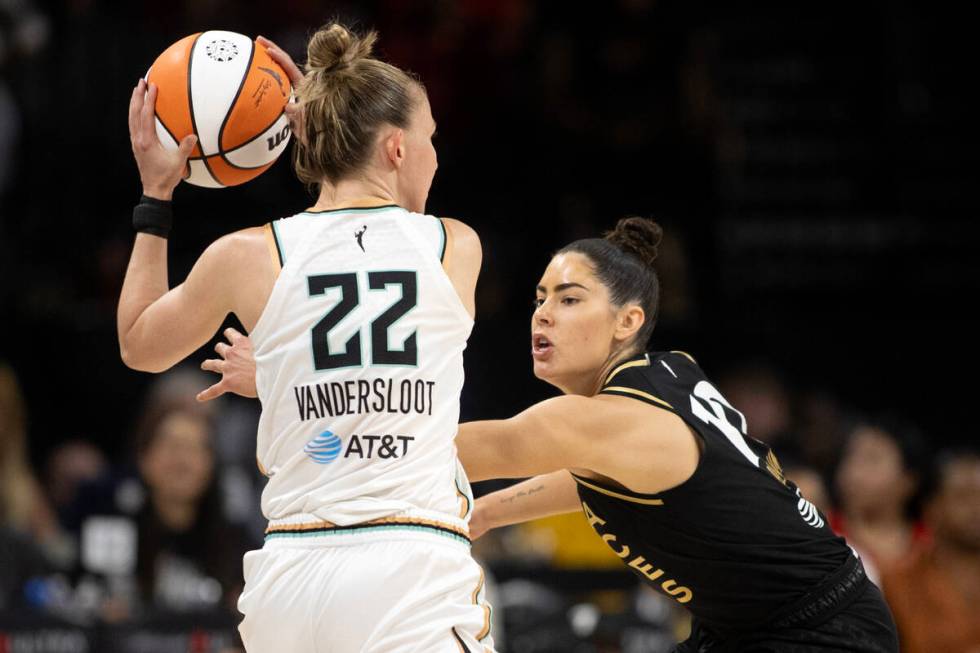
[128,81,144,142]
[140,83,158,145]
[256,35,279,50]
[224,327,245,344]
[196,381,227,403]
[177,134,197,159]
[214,341,230,358]
[258,36,304,86]
[200,358,225,374]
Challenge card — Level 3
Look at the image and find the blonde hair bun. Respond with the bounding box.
[307,23,377,74]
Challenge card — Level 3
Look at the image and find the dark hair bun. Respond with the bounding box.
[307,23,377,74]
[604,216,662,267]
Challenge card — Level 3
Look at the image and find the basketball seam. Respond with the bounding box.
[217,38,256,170]
[181,110,285,162]
[218,109,289,169]
[154,114,180,148]
[187,32,223,187]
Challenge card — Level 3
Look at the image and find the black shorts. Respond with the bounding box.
[674,580,899,653]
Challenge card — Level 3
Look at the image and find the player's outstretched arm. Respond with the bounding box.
[457,395,610,482]
[468,471,580,540]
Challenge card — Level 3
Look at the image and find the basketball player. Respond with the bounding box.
[456,217,899,652]
[119,23,494,653]
[205,218,900,651]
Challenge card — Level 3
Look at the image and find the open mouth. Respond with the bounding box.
[532,333,553,358]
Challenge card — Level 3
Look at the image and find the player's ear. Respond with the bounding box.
[383,127,405,169]
[614,304,645,343]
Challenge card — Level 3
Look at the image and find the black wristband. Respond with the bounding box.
[133,195,173,238]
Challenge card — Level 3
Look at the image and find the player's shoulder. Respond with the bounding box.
[437,217,482,286]
[439,218,481,254]
[202,226,267,263]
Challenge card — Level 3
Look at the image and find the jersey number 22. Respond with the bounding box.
[307,271,418,370]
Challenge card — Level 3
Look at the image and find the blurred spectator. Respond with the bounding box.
[0,0,49,195]
[0,362,72,568]
[146,364,266,541]
[832,416,931,580]
[73,399,255,619]
[796,390,849,478]
[45,439,108,528]
[131,401,252,612]
[882,447,980,653]
[717,362,795,453]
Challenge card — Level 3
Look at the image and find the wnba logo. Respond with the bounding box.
[305,431,343,464]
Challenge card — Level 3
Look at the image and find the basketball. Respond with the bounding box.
[146,31,292,188]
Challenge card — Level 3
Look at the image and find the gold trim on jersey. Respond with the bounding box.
[256,456,270,478]
[765,450,788,486]
[603,357,651,386]
[670,350,697,364]
[265,515,470,541]
[572,474,665,506]
[472,569,491,641]
[602,386,674,410]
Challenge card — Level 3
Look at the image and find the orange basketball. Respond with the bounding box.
[147,31,292,188]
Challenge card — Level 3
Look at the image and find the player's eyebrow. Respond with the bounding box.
[536,282,590,294]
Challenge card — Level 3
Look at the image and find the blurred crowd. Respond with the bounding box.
[2,0,978,652]
[1,362,259,622]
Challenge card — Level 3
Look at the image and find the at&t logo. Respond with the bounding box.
[304,431,342,464]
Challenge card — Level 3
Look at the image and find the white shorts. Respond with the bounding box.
[238,525,495,653]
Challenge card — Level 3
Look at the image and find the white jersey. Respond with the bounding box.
[250,205,474,535]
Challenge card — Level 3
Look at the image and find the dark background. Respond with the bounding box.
[1,0,976,463]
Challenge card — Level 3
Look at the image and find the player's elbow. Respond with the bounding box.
[119,337,166,373]
[119,344,149,372]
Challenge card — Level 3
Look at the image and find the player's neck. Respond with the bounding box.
[588,348,642,396]
[310,178,398,212]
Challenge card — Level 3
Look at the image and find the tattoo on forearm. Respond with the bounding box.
[499,484,545,504]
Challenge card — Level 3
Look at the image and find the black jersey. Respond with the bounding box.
[573,351,852,632]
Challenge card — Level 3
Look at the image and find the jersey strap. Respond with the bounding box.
[599,353,676,411]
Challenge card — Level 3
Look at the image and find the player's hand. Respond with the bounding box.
[197,328,258,402]
[128,79,196,201]
[257,36,306,146]
[468,499,493,540]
